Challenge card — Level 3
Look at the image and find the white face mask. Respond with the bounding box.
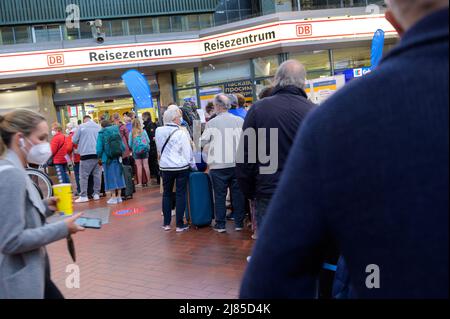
[51,130,57,136]
[20,138,52,165]
[66,129,70,135]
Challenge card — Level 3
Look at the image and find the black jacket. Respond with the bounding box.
[240,9,449,298]
[143,119,158,149]
[236,85,316,199]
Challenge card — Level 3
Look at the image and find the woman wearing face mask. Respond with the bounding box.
[50,122,72,184]
[0,109,84,299]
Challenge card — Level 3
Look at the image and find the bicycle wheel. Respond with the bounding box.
[26,168,53,199]
[32,181,44,200]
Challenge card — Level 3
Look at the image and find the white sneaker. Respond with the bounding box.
[107,198,118,205]
[246,256,251,263]
[161,211,164,216]
[162,225,171,231]
[117,197,123,203]
[93,194,100,201]
[251,234,257,240]
[74,197,89,203]
[171,210,176,216]
[176,225,190,233]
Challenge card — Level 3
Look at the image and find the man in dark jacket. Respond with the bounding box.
[143,111,160,184]
[240,0,449,298]
[236,60,316,233]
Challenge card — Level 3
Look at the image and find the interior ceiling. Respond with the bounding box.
[0,82,36,91]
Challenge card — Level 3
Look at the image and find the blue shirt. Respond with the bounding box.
[229,107,247,119]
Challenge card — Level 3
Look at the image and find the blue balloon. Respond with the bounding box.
[121,70,153,109]
[371,29,385,70]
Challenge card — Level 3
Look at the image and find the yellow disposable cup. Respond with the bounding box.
[52,184,73,216]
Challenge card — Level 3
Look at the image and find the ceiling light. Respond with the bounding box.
[64,80,69,83]
[83,78,89,81]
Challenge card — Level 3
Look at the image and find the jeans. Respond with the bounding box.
[73,162,81,195]
[149,147,160,183]
[255,197,272,231]
[162,169,189,228]
[79,158,102,197]
[55,164,70,184]
[209,168,245,229]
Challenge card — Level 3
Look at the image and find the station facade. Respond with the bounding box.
[0,1,397,127]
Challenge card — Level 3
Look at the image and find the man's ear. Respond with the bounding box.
[385,10,405,36]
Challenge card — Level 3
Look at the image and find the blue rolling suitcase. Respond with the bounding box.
[187,172,214,228]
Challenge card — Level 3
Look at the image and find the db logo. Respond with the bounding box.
[296,24,313,37]
[47,54,65,66]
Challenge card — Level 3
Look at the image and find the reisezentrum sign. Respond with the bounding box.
[0,15,396,78]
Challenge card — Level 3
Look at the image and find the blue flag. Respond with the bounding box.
[121,70,153,109]
[371,29,385,70]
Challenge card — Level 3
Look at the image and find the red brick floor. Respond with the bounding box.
[47,187,254,299]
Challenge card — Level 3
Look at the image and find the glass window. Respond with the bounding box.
[141,18,154,34]
[226,0,240,10]
[80,21,92,39]
[253,55,279,78]
[187,15,200,31]
[171,16,183,32]
[275,0,293,12]
[199,85,224,109]
[227,10,241,23]
[14,26,31,43]
[199,14,214,29]
[128,19,142,35]
[0,27,14,45]
[291,50,331,79]
[110,20,124,36]
[240,0,254,10]
[176,69,196,89]
[332,46,371,72]
[177,89,197,106]
[240,10,253,19]
[158,16,171,33]
[102,21,112,37]
[33,25,48,42]
[48,25,62,42]
[65,25,79,40]
[199,61,251,86]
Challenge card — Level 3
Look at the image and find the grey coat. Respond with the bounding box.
[0,150,68,299]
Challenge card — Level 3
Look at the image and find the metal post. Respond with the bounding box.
[250,59,257,102]
[329,49,335,76]
[194,67,201,108]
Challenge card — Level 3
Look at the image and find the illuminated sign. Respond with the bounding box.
[112,207,145,217]
[0,15,396,78]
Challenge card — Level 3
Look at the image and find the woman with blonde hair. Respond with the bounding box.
[0,109,84,299]
[128,118,150,187]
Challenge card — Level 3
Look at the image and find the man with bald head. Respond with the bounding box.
[236,59,316,235]
[240,0,448,298]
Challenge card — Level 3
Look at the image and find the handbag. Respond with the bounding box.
[47,136,66,167]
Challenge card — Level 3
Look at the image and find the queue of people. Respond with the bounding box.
[0,0,447,299]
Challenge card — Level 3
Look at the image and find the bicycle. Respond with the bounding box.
[26,165,53,200]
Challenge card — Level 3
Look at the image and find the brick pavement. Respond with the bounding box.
[46,187,254,299]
